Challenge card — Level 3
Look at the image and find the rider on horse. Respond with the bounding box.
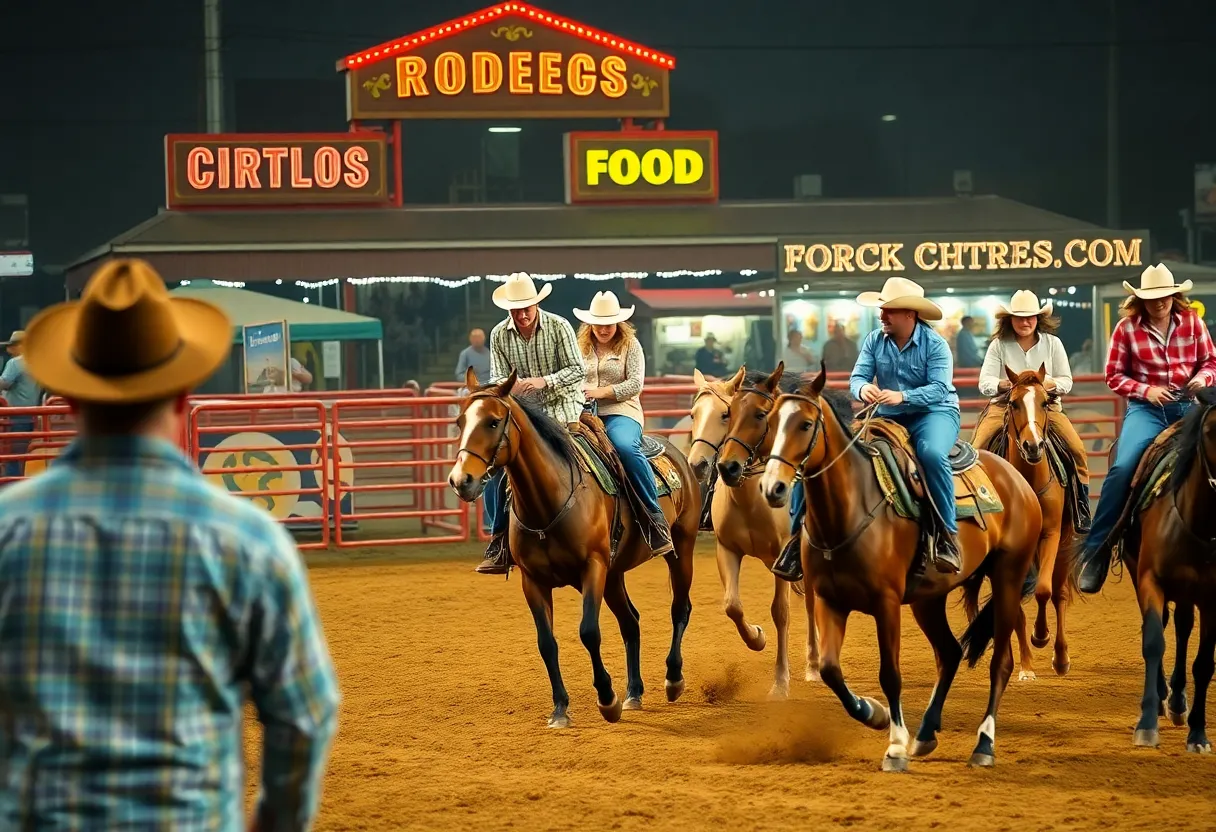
[1077,263,1216,594]
[773,276,963,581]
[971,289,1091,519]
[575,291,675,558]
[475,273,587,575]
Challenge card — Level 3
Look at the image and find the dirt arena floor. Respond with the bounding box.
[244,536,1216,832]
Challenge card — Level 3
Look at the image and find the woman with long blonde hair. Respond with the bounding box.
[574,291,672,558]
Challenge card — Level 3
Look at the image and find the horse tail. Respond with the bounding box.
[961,568,984,624]
[960,566,1038,669]
[1058,530,1084,602]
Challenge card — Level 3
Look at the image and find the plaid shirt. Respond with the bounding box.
[0,437,339,831]
[490,308,587,424]
[1105,309,1216,400]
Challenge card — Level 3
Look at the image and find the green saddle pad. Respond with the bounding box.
[571,434,680,498]
[870,441,1003,522]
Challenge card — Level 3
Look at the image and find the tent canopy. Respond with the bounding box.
[171,284,383,343]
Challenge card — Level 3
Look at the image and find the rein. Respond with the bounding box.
[999,390,1058,494]
[689,386,731,460]
[720,386,776,474]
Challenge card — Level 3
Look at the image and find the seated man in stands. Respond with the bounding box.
[772,277,962,583]
[475,273,586,575]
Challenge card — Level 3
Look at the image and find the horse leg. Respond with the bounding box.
[717,543,765,651]
[1033,527,1062,649]
[817,601,890,733]
[874,596,911,773]
[1051,535,1072,676]
[1169,603,1195,726]
[663,540,695,703]
[804,572,821,682]
[969,561,1021,767]
[1186,604,1215,753]
[909,595,963,758]
[1014,605,1037,682]
[768,576,792,700]
[1133,571,1167,748]
[604,573,644,710]
[578,559,621,724]
[521,573,571,728]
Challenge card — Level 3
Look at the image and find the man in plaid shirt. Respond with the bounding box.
[0,260,339,829]
[475,272,586,574]
[1079,263,1216,593]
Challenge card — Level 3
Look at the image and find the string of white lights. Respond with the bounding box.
[293,269,759,289]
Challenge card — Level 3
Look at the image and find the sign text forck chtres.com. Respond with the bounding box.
[165,134,390,208]
[780,236,1146,276]
[342,5,671,120]
[563,131,717,203]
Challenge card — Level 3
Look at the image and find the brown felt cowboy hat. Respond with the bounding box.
[22,258,232,403]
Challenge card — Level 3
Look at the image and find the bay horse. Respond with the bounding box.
[759,369,1042,770]
[686,365,819,699]
[448,369,700,728]
[993,366,1081,680]
[1105,387,1216,753]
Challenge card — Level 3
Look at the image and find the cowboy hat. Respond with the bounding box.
[573,291,635,325]
[2,330,24,346]
[997,289,1053,318]
[492,272,552,311]
[1123,263,1193,300]
[21,258,232,403]
[856,276,943,321]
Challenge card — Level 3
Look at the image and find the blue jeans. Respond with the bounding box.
[4,417,31,479]
[603,415,662,516]
[889,409,962,534]
[1088,399,1189,552]
[789,479,806,533]
[484,470,509,535]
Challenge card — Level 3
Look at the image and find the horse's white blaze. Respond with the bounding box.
[978,715,996,743]
[760,400,806,495]
[452,399,488,480]
[1022,389,1041,445]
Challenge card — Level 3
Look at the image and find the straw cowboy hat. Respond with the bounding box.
[492,272,552,311]
[21,258,231,403]
[573,291,635,326]
[2,330,24,346]
[856,276,943,321]
[1123,263,1193,300]
[997,289,1053,318]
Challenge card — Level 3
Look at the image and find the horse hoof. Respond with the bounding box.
[1168,708,1189,727]
[968,753,995,768]
[665,678,686,703]
[547,713,571,729]
[767,683,790,701]
[1018,670,1037,682]
[910,739,938,758]
[882,754,910,773]
[1053,658,1070,677]
[1187,742,1212,754]
[1031,634,1051,649]
[623,697,643,711]
[598,694,623,724]
[861,697,890,731]
[1133,729,1160,748]
[750,626,767,652]
[805,668,822,683]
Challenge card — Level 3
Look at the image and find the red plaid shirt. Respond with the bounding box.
[1105,309,1216,400]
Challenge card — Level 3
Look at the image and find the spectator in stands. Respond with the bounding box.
[0,330,40,478]
[955,315,983,368]
[694,334,728,378]
[822,322,860,372]
[781,329,815,375]
[0,259,339,829]
[454,327,491,386]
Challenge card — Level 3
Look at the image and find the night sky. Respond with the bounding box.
[3,0,1214,272]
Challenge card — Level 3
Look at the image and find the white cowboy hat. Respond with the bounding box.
[997,289,1052,318]
[856,276,943,321]
[492,272,552,310]
[573,291,635,325]
[1123,263,1193,300]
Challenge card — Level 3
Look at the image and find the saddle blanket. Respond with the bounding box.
[571,433,682,498]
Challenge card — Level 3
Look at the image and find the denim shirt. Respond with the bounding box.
[849,322,960,416]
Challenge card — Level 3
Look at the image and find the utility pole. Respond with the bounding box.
[1105,0,1119,229]
[204,0,223,133]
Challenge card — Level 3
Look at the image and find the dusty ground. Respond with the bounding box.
[245,537,1216,832]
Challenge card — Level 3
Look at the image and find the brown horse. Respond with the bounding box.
[1107,387,1216,752]
[448,369,700,728]
[687,365,819,698]
[992,366,1080,680]
[758,370,1042,770]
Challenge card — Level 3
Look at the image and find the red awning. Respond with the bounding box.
[630,288,771,313]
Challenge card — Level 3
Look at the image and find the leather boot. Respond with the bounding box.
[647,509,676,559]
[933,531,962,575]
[475,532,511,575]
[1077,546,1110,594]
[772,534,803,582]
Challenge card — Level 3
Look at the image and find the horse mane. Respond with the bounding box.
[817,387,858,434]
[1169,386,1216,493]
[471,382,581,467]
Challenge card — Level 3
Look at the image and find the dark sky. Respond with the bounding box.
[3,0,1213,268]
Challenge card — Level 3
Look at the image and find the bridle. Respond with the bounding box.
[455,392,515,485]
[720,386,777,473]
[690,385,730,460]
[1004,384,1051,467]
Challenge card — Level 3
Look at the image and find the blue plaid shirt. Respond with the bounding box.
[0,436,340,831]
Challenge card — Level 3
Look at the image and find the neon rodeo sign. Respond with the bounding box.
[782,237,1145,274]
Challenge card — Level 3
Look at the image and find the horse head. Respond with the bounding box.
[448,367,519,501]
[761,364,831,507]
[687,365,745,483]
[1004,363,1049,465]
[717,363,785,487]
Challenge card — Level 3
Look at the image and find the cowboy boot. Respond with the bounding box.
[647,509,676,559]
[1076,545,1110,594]
[772,535,803,582]
[933,531,962,575]
[475,532,511,575]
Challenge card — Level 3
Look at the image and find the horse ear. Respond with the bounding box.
[808,361,827,396]
[693,368,707,389]
[1036,362,1047,384]
[495,369,518,397]
[1004,365,1020,385]
[727,365,747,392]
[763,362,785,393]
[465,366,480,391]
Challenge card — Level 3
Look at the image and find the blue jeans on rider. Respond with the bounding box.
[484,469,510,536]
[603,415,662,516]
[4,417,32,480]
[789,480,806,534]
[1087,399,1189,552]
[888,409,962,534]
